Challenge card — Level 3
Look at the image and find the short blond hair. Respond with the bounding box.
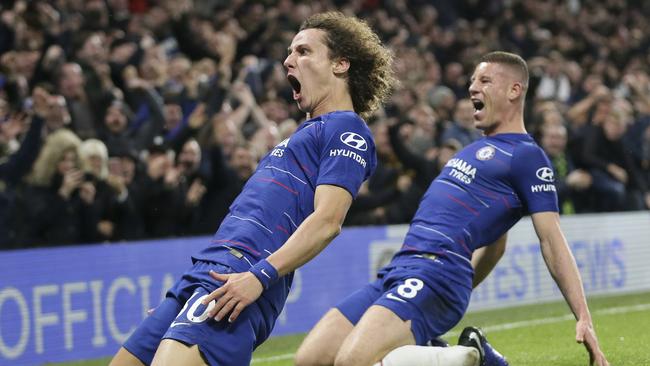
[478,51,529,91]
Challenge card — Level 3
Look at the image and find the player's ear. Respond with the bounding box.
[508,81,524,101]
[332,57,350,75]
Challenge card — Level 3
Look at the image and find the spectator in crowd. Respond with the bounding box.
[582,108,648,211]
[2,0,650,248]
[346,120,402,226]
[440,98,482,147]
[427,85,456,124]
[405,103,439,157]
[99,65,166,153]
[379,116,463,224]
[12,129,102,247]
[442,61,469,99]
[175,138,209,235]
[138,137,181,238]
[56,62,111,139]
[107,141,146,240]
[41,93,72,132]
[0,88,49,246]
[538,123,593,213]
[79,138,140,241]
[190,141,257,234]
[535,52,572,103]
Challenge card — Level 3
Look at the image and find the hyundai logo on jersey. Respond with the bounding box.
[535,167,554,182]
[340,132,368,151]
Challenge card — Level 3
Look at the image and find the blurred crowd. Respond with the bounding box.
[1,0,649,249]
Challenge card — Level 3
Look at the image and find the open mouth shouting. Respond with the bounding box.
[471,98,485,120]
[288,74,302,102]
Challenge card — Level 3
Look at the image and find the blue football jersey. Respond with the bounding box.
[193,111,376,310]
[397,133,558,265]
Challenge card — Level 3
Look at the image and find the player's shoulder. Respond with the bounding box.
[513,136,546,158]
[320,111,372,137]
[488,133,543,156]
[321,110,366,127]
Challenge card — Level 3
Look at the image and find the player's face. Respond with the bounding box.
[468,62,511,133]
[284,28,338,116]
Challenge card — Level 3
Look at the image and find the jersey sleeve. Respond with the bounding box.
[510,143,559,213]
[316,115,377,198]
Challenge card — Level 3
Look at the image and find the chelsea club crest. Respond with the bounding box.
[476,146,495,161]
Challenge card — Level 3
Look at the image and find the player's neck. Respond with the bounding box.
[485,108,526,136]
[310,83,354,118]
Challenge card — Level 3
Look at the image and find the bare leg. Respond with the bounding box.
[151,339,208,366]
[109,347,146,366]
[295,308,355,366]
[334,305,415,366]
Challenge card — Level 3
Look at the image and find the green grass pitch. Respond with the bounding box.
[48,291,650,366]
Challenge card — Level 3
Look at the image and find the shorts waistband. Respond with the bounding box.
[221,245,254,267]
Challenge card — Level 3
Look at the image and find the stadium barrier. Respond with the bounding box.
[1,211,649,365]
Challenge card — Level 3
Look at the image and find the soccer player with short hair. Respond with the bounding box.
[295,51,609,366]
[109,12,396,366]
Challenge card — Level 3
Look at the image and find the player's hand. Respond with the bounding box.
[202,270,263,323]
[575,320,609,366]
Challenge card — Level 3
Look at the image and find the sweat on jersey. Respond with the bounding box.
[394,133,559,276]
[193,110,377,311]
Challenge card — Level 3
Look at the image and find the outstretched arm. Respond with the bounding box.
[471,233,507,288]
[531,211,609,366]
[202,184,352,322]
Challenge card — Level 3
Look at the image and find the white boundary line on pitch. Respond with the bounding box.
[448,302,650,337]
[251,302,650,364]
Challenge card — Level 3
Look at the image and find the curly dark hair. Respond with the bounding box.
[300,12,396,118]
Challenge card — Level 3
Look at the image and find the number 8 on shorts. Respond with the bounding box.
[387,277,424,302]
[397,278,424,298]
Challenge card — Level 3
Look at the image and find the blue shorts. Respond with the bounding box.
[123,261,274,365]
[336,254,472,345]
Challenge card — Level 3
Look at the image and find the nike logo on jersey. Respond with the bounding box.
[261,269,271,279]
